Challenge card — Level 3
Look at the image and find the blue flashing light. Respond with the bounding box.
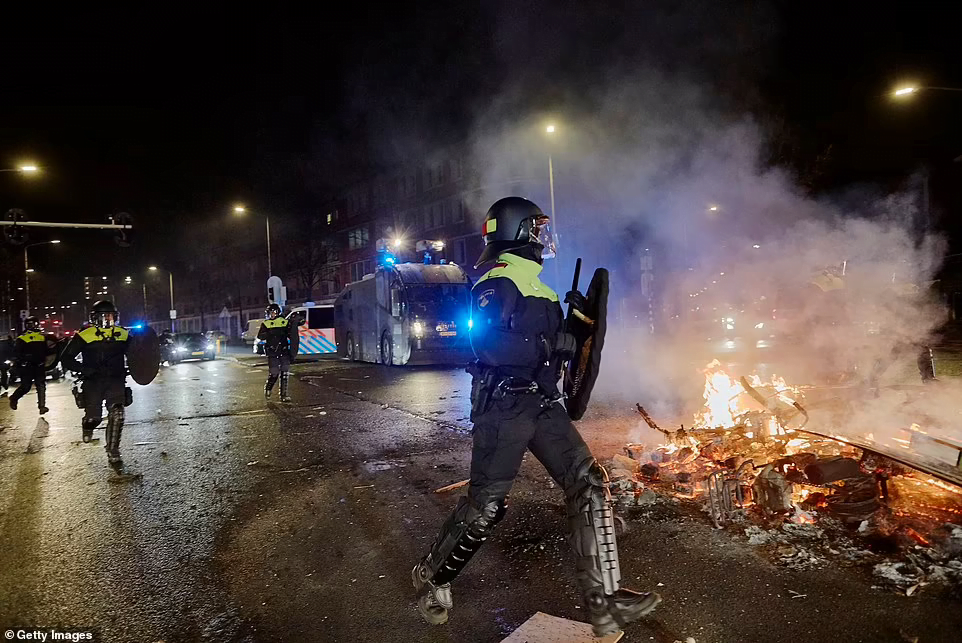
[468,318,474,330]
[385,256,396,265]
[130,323,145,330]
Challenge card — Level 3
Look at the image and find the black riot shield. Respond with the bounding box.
[44,335,62,371]
[127,325,161,385]
[289,321,300,359]
[564,267,608,420]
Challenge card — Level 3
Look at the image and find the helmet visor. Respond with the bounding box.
[93,312,118,328]
[530,215,556,260]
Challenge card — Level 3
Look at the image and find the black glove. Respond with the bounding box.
[553,332,577,359]
[564,290,586,313]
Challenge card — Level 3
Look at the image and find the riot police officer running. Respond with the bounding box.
[60,300,130,470]
[258,303,295,402]
[8,316,48,414]
[412,197,660,637]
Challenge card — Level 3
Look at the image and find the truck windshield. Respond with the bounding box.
[406,284,471,317]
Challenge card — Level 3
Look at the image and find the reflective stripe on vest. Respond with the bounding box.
[78,326,130,343]
[264,318,289,328]
[474,253,559,302]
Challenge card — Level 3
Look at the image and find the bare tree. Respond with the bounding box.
[290,229,326,301]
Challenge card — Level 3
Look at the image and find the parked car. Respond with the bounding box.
[169,333,216,363]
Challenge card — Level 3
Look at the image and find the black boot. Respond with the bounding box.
[568,458,661,637]
[38,385,48,415]
[105,405,124,471]
[412,561,452,625]
[265,376,277,399]
[280,373,291,403]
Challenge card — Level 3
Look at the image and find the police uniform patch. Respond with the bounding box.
[478,289,496,308]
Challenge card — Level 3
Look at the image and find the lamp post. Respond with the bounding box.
[24,240,61,317]
[545,125,557,241]
[889,85,962,231]
[544,124,562,288]
[233,205,272,278]
[148,266,175,331]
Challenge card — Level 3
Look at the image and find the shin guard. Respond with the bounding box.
[424,496,506,586]
[105,405,124,458]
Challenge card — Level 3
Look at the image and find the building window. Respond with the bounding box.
[350,261,374,282]
[452,158,462,180]
[327,212,333,225]
[454,199,464,223]
[348,227,369,250]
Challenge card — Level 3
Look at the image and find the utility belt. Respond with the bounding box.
[467,362,548,419]
[71,378,134,409]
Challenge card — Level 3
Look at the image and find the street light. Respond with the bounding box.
[893,85,962,98]
[544,123,562,287]
[0,164,41,174]
[232,204,272,277]
[146,266,175,331]
[24,240,62,317]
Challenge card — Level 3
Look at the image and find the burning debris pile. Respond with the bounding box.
[609,360,962,594]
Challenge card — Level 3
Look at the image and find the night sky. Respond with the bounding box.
[1,2,959,309]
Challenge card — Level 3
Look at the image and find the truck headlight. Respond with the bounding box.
[412,321,424,337]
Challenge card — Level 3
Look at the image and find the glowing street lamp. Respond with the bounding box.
[893,85,962,98]
[0,163,41,174]
[232,204,272,277]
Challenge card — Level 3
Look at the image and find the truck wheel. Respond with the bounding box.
[380,331,393,366]
[346,334,357,361]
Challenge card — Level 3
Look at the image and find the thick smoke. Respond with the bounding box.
[463,68,948,448]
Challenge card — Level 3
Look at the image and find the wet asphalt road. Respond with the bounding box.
[2,354,962,643]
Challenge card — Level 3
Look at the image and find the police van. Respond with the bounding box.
[334,263,474,366]
[286,303,337,356]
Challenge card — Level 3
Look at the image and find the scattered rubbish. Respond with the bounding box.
[354,485,375,489]
[745,526,771,545]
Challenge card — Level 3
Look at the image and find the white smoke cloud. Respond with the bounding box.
[463,66,948,448]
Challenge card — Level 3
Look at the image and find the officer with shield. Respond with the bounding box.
[60,301,134,470]
[8,316,49,414]
[258,303,296,402]
[412,197,660,638]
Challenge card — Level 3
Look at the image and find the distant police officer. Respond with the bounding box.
[0,334,14,396]
[258,303,295,402]
[60,300,130,469]
[412,197,660,637]
[8,317,48,414]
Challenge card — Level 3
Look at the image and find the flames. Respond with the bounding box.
[693,359,801,437]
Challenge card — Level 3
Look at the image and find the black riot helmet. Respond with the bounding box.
[474,196,556,268]
[90,299,119,328]
[265,303,281,319]
[24,316,40,332]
